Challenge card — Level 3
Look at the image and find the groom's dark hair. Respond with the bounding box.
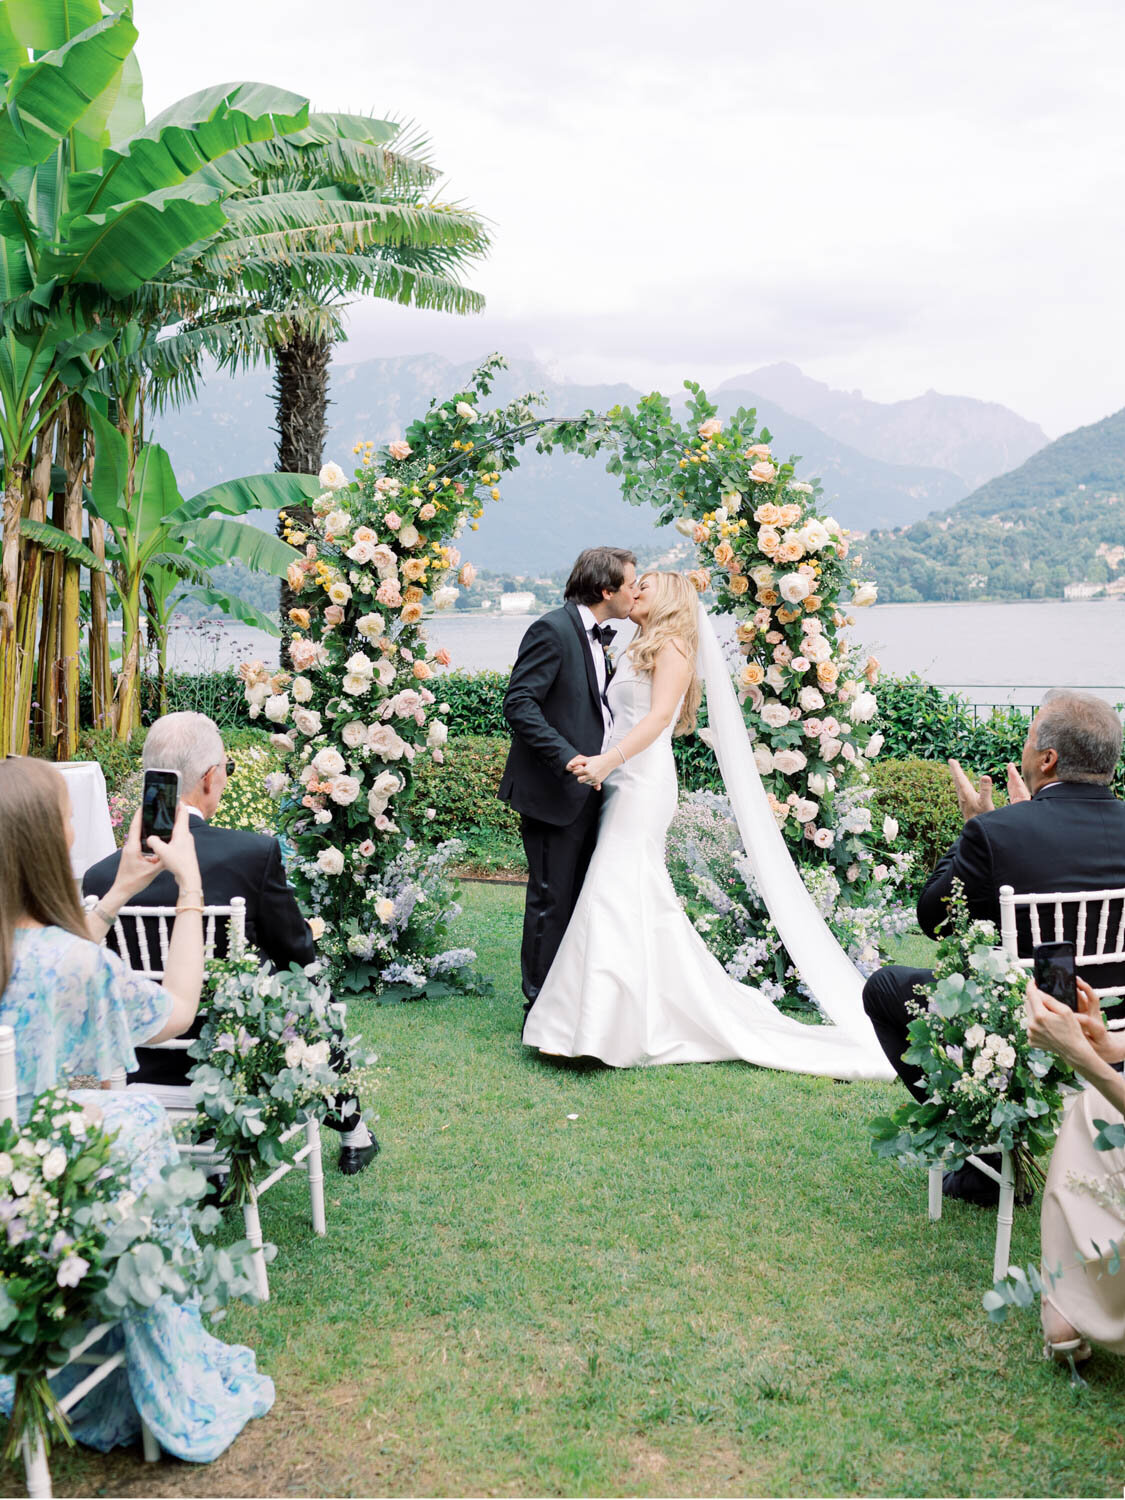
[564,547,637,605]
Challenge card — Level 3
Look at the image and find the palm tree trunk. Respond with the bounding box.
[275,331,332,628]
[34,490,63,751]
[56,401,86,760]
[13,418,58,754]
[88,518,111,732]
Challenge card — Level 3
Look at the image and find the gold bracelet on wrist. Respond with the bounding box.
[615,746,626,766]
[175,903,204,916]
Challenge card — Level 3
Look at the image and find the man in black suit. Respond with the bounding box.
[863,689,1125,1202]
[499,546,638,1018]
[84,711,377,1175]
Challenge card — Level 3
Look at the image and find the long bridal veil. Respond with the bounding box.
[695,605,895,1080]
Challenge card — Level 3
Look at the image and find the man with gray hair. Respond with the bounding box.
[84,711,377,1176]
[863,689,1125,1204]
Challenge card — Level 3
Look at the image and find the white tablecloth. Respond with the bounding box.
[57,761,117,880]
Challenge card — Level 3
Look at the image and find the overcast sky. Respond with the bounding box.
[137,0,1125,438]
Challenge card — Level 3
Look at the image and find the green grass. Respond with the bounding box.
[11,887,1125,1498]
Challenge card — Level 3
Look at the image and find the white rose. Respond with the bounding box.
[765,664,786,693]
[329,774,362,806]
[807,772,827,798]
[873,864,889,882]
[264,694,290,724]
[972,1054,993,1078]
[433,586,458,611]
[753,745,774,775]
[760,702,791,729]
[812,827,834,848]
[293,708,322,737]
[306,1040,331,1067]
[398,524,421,550]
[722,491,743,514]
[341,720,368,749]
[788,480,814,495]
[327,580,352,606]
[285,1039,306,1067]
[341,673,370,697]
[345,651,375,678]
[41,1147,67,1182]
[375,897,395,924]
[797,519,830,552]
[323,509,351,536]
[316,846,345,876]
[264,771,288,797]
[291,676,313,704]
[996,1044,1017,1069]
[821,737,843,762]
[864,732,885,758]
[314,809,332,825]
[10,1168,31,1195]
[245,682,269,708]
[882,816,900,842]
[965,1024,986,1049]
[799,686,825,712]
[749,564,775,587]
[851,582,878,607]
[851,691,878,723]
[308,916,326,940]
[778,572,811,605]
[312,747,346,778]
[356,613,382,641]
[674,516,697,537]
[455,401,477,420]
[793,799,819,823]
[371,770,403,800]
[0,1152,12,1177]
[714,506,728,524]
[319,461,349,490]
[427,720,449,748]
[802,635,832,664]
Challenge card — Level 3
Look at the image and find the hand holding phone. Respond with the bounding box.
[140,768,180,850]
[1032,941,1078,1011]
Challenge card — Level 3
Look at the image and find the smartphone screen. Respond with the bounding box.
[1033,941,1078,1011]
[140,768,180,844]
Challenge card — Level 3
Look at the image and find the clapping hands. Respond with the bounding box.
[948,758,1030,821]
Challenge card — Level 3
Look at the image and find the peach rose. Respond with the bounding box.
[740,662,765,687]
[728,573,749,596]
[403,585,424,605]
[753,503,782,525]
[413,661,432,681]
[433,647,452,667]
[698,418,722,439]
[324,605,345,627]
[776,541,804,565]
[816,661,839,686]
[745,443,772,459]
[388,440,412,461]
[400,602,424,624]
[864,654,880,684]
[458,562,476,588]
[778,504,802,526]
[758,526,781,556]
[402,558,427,582]
[736,622,757,643]
[688,569,711,593]
[749,461,777,484]
[353,526,377,545]
[776,606,801,624]
[287,607,311,630]
[418,503,437,521]
[286,562,306,593]
[376,579,403,608]
[804,595,823,612]
[713,541,735,568]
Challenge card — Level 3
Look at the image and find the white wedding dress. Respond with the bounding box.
[523,618,894,1081]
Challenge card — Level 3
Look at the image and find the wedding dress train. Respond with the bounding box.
[523,615,894,1081]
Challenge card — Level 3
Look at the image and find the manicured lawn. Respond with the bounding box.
[10,885,1124,1498]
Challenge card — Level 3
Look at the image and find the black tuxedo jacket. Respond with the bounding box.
[83,817,315,1085]
[498,602,609,826]
[917,782,1125,988]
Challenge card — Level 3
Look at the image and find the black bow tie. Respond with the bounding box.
[591,623,616,648]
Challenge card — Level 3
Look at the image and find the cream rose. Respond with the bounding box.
[749,460,777,484]
[851,691,878,723]
[455,401,477,420]
[698,417,722,439]
[329,774,362,807]
[772,749,808,775]
[319,461,348,490]
[759,701,790,729]
[375,896,396,924]
[316,846,345,876]
[778,572,811,605]
[312,747,346,778]
[293,707,322,737]
[341,720,368,749]
[864,732,885,758]
[851,582,878,607]
[327,580,352,606]
[264,694,289,724]
[753,744,774,775]
[388,440,412,461]
[433,586,458,611]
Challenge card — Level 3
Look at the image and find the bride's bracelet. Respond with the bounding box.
[615,746,626,766]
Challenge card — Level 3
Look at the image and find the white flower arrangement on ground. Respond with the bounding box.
[0,1087,259,1459]
[869,882,1070,1171]
[665,791,912,1017]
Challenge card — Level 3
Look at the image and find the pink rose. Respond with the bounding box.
[289,638,326,672]
[698,418,722,439]
[357,839,377,857]
[346,541,375,565]
[458,562,476,588]
[324,605,345,627]
[388,441,412,461]
[370,544,397,577]
[376,579,403,608]
[418,503,437,521]
[383,511,402,531]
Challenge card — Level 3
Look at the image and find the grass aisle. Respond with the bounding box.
[18,882,1125,1498]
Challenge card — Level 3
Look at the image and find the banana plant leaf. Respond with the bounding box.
[173,515,299,578]
[183,586,281,637]
[18,517,105,572]
[176,470,322,521]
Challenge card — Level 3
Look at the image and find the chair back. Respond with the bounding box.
[0,1025,16,1126]
[83,896,248,1054]
[998,882,1125,1022]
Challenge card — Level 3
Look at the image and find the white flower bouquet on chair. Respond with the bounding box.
[187,959,377,1207]
[869,883,1070,1172]
[0,1086,259,1464]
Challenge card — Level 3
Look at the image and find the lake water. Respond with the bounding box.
[167,598,1125,709]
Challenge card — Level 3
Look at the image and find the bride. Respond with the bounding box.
[522,571,893,1079]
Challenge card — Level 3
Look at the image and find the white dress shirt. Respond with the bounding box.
[576,603,614,745]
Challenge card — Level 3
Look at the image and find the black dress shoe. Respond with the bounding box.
[942,1159,1000,1207]
[338,1141,379,1175]
[202,1171,229,1209]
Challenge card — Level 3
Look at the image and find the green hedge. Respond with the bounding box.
[78,668,249,731]
[413,735,520,844]
[868,757,966,891]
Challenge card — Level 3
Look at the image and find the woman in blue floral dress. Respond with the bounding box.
[0,757,274,1460]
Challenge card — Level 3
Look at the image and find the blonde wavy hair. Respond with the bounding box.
[627,572,702,735]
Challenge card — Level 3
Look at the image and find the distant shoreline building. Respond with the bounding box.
[499,591,537,614]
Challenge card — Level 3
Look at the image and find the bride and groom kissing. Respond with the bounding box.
[496,546,886,1078]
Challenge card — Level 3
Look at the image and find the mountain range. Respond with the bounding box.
[153,354,1048,574]
[860,405,1125,600]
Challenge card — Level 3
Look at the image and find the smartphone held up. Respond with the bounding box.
[140,768,180,847]
[1033,941,1078,1011]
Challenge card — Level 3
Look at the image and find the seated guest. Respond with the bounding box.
[84,712,377,1175]
[1025,976,1125,1374]
[863,689,1125,1202]
[0,757,274,1458]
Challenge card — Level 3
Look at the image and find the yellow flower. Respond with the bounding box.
[428,481,438,492]
[491,488,500,500]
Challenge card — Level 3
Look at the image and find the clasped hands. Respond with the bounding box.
[566,752,617,790]
[948,757,1030,821]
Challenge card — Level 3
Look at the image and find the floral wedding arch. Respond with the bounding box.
[238,356,895,995]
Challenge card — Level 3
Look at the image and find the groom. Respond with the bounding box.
[498,546,638,1019]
